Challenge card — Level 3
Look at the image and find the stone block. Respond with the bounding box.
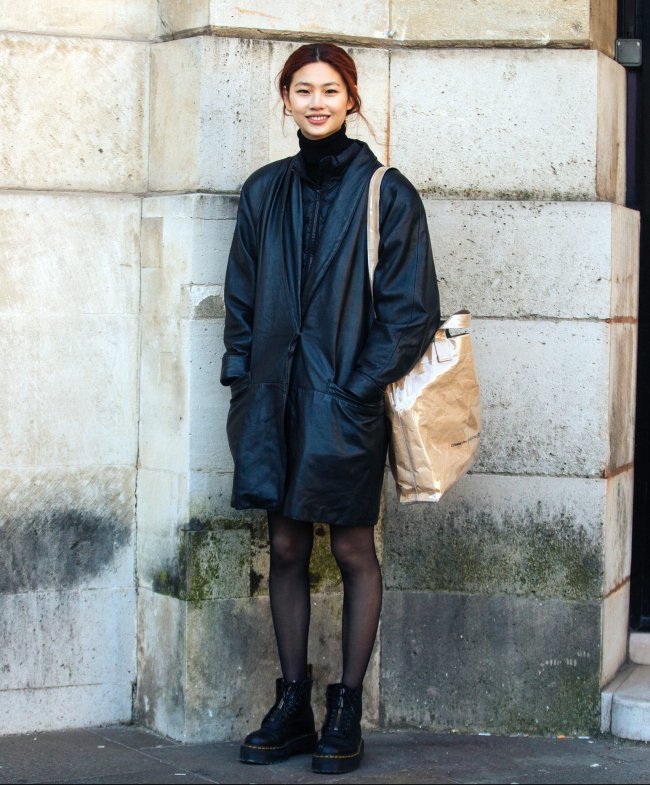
[383,474,603,601]
[136,469,188,590]
[601,582,630,686]
[189,319,231,474]
[611,205,641,320]
[0,0,159,39]
[0,35,147,192]
[426,201,639,320]
[390,50,625,201]
[0,588,135,733]
[0,682,133,736]
[184,594,379,741]
[391,0,616,54]
[608,322,638,470]
[610,664,650,742]
[149,523,251,603]
[149,37,269,193]
[138,316,190,474]
[150,38,388,192]
[381,591,601,735]
[0,314,139,466]
[472,319,609,477]
[603,470,633,597]
[158,0,390,42]
[142,194,238,286]
[189,470,252,521]
[0,466,135,593]
[630,633,650,666]
[136,589,188,740]
[0,193,140,317]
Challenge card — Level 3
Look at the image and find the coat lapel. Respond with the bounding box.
[300,145,379,317]
[263,160,302,331]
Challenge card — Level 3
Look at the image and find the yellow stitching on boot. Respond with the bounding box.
[242,732,315,751]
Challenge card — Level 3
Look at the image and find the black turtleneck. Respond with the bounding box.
[297,125,354,183]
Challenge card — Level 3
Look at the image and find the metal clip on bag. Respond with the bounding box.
[367,167,481,503]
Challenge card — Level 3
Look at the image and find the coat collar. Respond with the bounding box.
[297,142,380,317]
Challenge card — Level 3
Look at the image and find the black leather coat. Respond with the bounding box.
[221,141,440,526]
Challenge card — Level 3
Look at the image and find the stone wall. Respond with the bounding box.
[0,27,148,729]
[0,0,638,740]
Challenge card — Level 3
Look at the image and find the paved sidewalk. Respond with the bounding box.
[0,725,649,784]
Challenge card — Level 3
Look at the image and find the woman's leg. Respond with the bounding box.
[268,511,314,682]
[329,525,383,689]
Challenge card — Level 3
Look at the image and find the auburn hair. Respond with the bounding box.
[278,43,362,117]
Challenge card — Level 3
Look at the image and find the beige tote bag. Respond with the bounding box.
[367,166,481,503]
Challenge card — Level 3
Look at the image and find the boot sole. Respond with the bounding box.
[239,732,318,765]
[311,739,364,774]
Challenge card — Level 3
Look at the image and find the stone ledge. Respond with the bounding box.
[602,664,650,741]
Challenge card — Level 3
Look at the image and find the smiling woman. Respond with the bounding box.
[221,42,440,775]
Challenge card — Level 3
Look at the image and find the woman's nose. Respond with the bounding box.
[309,92,324,108]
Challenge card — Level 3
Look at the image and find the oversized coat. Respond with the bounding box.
[221,141,440,526]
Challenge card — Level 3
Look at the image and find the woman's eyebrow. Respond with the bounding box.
[294,81,341,87]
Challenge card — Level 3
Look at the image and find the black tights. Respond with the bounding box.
[267,511,383,690]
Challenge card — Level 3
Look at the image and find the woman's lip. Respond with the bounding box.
[307,116,329,123]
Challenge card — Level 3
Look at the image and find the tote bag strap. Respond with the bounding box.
[367,165,393,301]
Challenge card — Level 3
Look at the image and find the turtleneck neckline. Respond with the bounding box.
[297,125,353,169]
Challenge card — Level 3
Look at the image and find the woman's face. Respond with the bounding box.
[283,61,354,141]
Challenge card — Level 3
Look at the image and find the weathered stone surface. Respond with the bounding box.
[184,594,379,742]
[472,319,609,477]
[136,469,189,591]
[601,582,630,686]
[158,0,390,42]
[188,470,252,521]
[141,194,238,285]
[608,322,638,471]
[0,193,140,316]
[426,201,639,320]
[0,314,138,466]
[0,35,148,192]
[136,590,187,741]
[604,471,633,598]
[189,319,231,474]
[383,474,603,601]
[611,205,641,320]
[0,682,133,736]
[0,0,158,39]
[0,466,134,593]
[381,591,600,735]
[391,50,625,202]
[138,589,380,742]
[0,588,135,732]
[392,0,616,54]
[149,37,388,192]
[157,0,615,54]
[151,521,251,603]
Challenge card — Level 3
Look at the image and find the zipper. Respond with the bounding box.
[306,187,322,272]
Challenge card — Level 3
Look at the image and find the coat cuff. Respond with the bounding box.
[220,353,249,386]
[345,370,384,403]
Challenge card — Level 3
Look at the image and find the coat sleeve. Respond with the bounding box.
[220,180,259,386]
[344,170,441,401]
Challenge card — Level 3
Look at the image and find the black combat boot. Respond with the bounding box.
[312,682,363,774]
[239,666,318,765]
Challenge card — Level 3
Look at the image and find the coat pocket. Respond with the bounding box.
[326,381,384,412]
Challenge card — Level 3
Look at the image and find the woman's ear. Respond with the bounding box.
[282,87,292,114]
